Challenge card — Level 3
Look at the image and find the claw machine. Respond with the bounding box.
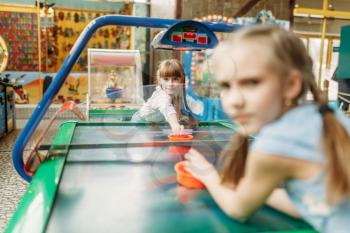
[87,49,144,120]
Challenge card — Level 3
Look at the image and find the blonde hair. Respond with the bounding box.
[157,59,185,120]
[216,26,350,204]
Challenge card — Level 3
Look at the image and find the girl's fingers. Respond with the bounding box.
[184,161,190,169]
[184,161,194,174]
[188,148,196,155]
[172,124,185,135]
[188,148,202,159]
[184,155,195,165]
[173,126,181,135]
[184,149,198,160]
[180,125,184,134]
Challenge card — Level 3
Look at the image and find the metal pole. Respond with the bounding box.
[318,0,328,87]
[36,0,43,97]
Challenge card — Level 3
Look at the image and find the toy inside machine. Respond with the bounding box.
[87,49,144,120]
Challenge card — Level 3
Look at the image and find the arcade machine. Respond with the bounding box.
[0,35,13,138]
[0,74,16,134]
[5,80,15,133]
[87,49,144,120]
[0,80,6,138]
[182,10,290,121]
[151,20,228,122]
[7,16,316,233]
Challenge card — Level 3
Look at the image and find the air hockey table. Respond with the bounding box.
[6,121,316,233]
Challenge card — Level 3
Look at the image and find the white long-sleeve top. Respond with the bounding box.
[131,86,177,122]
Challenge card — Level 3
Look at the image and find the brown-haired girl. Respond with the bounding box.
[132,59,185,133]
[184,26,350,233]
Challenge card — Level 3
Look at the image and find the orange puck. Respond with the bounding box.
[174,161,205,189]
[168,134,193,142]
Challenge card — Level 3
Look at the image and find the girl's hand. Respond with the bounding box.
[167,114,184,135]
[171,123,184,135]
[184,149,220,186]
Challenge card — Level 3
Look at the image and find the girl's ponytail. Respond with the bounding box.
[308,78,350,204]
[219,134,249,186]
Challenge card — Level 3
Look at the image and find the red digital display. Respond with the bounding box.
[183,32,197,39]
[172,34,182,42]
[198,36,208,44]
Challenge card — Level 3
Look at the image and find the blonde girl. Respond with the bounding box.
[184,26,350,233]
[132,59,185,133]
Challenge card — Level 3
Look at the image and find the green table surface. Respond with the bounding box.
[6,122,316,233]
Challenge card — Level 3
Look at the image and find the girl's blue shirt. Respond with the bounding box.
[251,103,350,233]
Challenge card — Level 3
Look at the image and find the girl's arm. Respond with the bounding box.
[267,188,301,218]
[185,149,294,221]
[156,93,183,133]
[167,113,184,134]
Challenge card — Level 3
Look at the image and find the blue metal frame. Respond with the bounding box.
[183,51,230,121]
[183,51,208,120]
[13,15,241,181]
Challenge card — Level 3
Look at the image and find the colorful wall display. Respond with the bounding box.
[52,72,88,104]
[3,72,88,104]
[0,11,39,71]
[54,6,132,72]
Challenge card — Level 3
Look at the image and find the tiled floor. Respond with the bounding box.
[0,120,65,233]
[0,148,27,233]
